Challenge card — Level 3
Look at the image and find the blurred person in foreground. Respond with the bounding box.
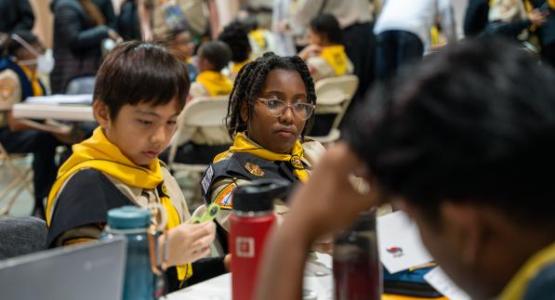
[256,38,555,300]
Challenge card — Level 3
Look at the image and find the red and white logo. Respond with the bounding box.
[236,237,255,258]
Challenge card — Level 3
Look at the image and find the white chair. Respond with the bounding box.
[65,76,96,95]
[168,96,231,172]
[0,87,33,215]
[307,75,359,144]
[168,96,231,205]
[0,142,33,216]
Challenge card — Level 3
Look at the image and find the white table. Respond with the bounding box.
[167,254,334,300]
[12,103,94,122]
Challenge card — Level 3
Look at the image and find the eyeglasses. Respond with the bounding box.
[256,97,315,120]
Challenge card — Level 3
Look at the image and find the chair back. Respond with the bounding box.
[65,76,96,95]
[307,75,359,142]
[168,96,231,164]
[0,216,47,259]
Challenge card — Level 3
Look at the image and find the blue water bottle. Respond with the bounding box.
[101,206,155,300]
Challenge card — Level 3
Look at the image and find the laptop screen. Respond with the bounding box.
[0,238,126,300]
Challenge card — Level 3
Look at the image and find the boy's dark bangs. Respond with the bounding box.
[115,46,189,108]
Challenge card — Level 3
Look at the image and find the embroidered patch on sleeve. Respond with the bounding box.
[214,183,236,209]
[201,166,214,194]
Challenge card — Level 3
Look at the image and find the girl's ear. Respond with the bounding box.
[240,101,249,123]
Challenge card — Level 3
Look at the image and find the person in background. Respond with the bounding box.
[374,0,456,81]
[0,0,35,33]
[137,0,208,41]
[46,41,229,290]
[484,0,546,43]
[298,14,353,81]
[271,0,297,56]
[531,0,555,67]
[244,16,273,57]
[164,26,198,82]
[293,0,376,101]
[464,0,490,37]
[200,53,324,249]
[50,0,121,93]
[117,0,141,41]
[218,21,253,81]
[0,30,68,218]
[189,41,233,99]
[256,38,555,300]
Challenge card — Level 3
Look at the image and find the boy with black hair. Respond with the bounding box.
[189,41,233,99]
[46,41,228,290]
[218,21,253,80]
[257,38,555,299]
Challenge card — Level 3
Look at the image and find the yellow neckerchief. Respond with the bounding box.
[231,59,250,77]
[499,241,555,300]
[550,0,555,9]
[430,26,446,47]
[196,70,233,96]
[46,127,192,281]
[320,45,349,76]
[249,29,268,50]
[19,64,44,96]
[213,132,309,182]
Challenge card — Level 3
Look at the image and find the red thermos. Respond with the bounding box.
[229,179,289,300]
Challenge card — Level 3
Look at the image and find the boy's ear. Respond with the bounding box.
[93,100,110,129]
[440,202,486,267]
[240,101,248,123]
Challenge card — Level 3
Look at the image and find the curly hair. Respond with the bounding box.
[218,21,252,63]
[226,52,316,138]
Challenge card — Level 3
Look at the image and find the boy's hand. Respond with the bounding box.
[285,143,376,241]
[162,222,215,267]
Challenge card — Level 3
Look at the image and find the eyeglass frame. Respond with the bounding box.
[255,97,316,121]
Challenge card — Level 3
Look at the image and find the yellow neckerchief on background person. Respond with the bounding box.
[499,242,555,300]
[213,132,309,182]
[319,45,349,76]
[19,65,44,96]
[249,29,268,50]
[231,59,250,77]
[46,127,192,281]
[196,70,233,96]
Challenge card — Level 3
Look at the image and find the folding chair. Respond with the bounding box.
[0,78,33,215]
[306,75,359,144]
[0,142,34,216]
[64,75,96,95]
[168,96,231,204]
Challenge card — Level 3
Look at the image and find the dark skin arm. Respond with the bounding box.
[255,143,377,300]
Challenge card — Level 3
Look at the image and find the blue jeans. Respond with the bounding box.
[375,30,424,81]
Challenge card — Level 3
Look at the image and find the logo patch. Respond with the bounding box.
[244,161,264,177]
[214,183,235,209]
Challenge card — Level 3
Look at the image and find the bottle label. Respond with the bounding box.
[236,237,255,258]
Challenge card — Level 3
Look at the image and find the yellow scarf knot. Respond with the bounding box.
[213,132,310,182]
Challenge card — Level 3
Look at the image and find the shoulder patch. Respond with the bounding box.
[201,165,214,194]
[0,77,17,104]
[214,183,236,210]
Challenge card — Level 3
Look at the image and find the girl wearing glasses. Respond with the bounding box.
[200,53,324,243]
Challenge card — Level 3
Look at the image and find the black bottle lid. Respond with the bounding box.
[232,179,290,213]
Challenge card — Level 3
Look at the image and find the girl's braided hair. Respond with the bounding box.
[225,52,317,138]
